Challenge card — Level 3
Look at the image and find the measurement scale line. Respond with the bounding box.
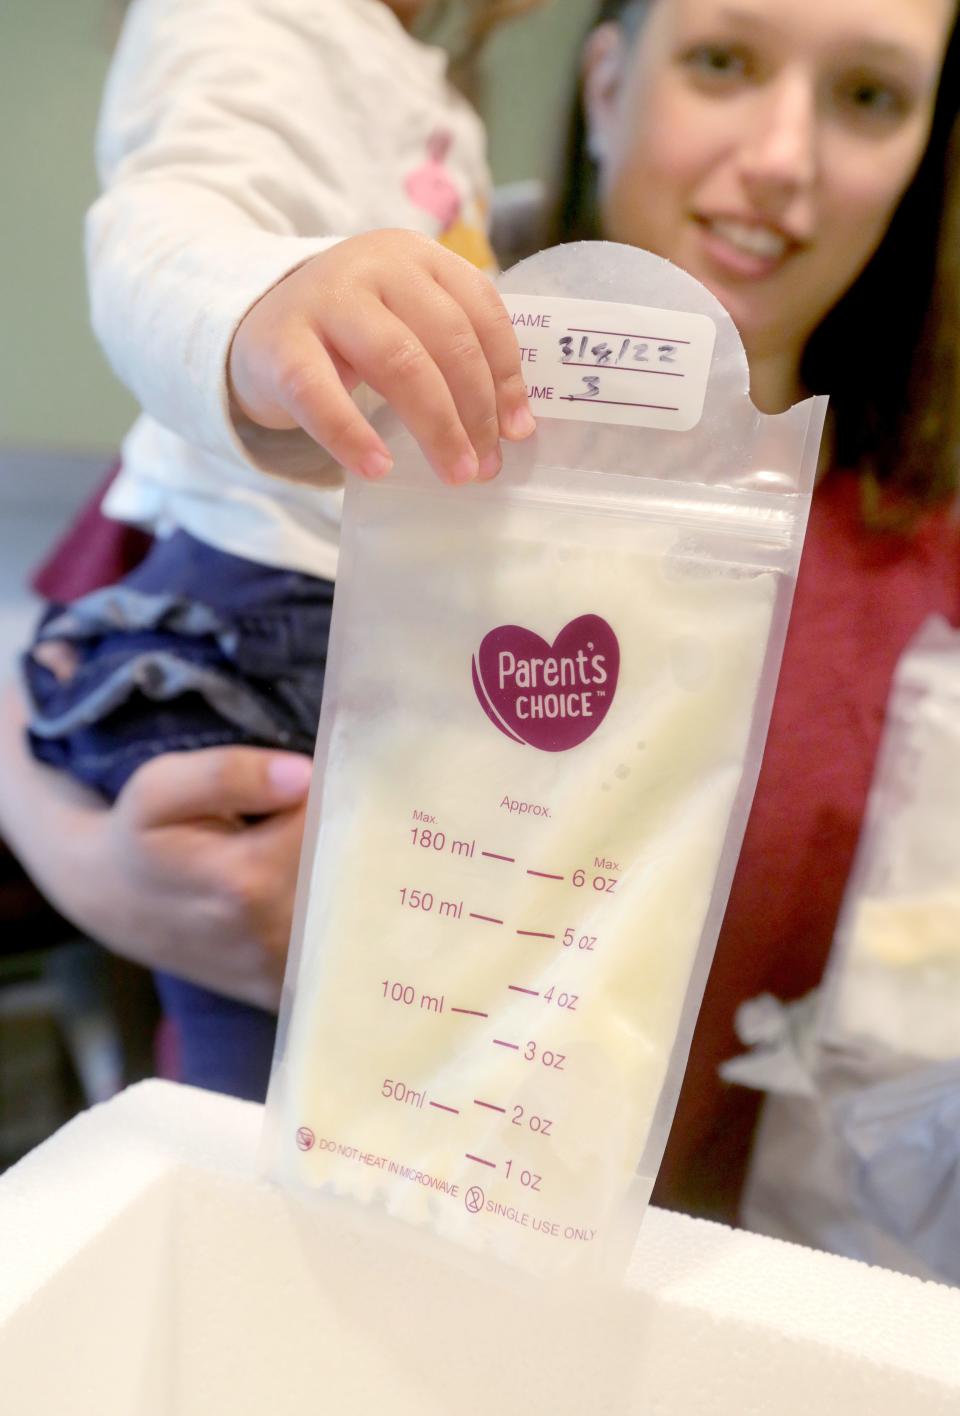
[474,1099,507,1113]
[451,1007,489,1018]
[469,912,504,925]
[492,1039,519,1050]
[561,361,683,378]
[508,985,540,997]
[560,396,680,412]
[567,326,692,344]
[429,1102,460,1115]
[466,1153,497,1170]
[526,870,564,881]
[481,850,515,862]
[517,929,554,939]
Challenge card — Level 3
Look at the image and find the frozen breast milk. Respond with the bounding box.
[262,244,827,1278]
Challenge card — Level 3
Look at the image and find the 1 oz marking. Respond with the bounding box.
[430,1102,460,1115]
[466,1153,497,1170]
[469,912,504,925]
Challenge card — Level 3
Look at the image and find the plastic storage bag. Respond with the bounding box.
[262,242,826,1281]
[737,618,960,1283]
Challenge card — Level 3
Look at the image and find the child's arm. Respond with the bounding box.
[0,680,308,1009]
[89,0,532,486]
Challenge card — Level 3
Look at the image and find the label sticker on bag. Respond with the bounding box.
[505,293,716,432]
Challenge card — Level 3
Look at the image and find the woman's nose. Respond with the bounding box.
[737,72,818,211]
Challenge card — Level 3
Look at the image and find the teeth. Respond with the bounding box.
[709,220,787,260]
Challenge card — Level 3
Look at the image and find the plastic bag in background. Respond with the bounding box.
[735,618,960,1284]
[821,616,960,1063]
[261,242,826,1282]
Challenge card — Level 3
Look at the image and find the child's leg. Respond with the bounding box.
[22,531,334,1101]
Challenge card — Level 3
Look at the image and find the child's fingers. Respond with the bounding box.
[383,276,502,479]
[323,295,485,484]
[268,325,396,480]
[432,256,536,443]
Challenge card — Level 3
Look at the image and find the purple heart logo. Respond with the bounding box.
[472,615,619,752]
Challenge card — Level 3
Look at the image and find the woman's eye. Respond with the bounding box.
[838,75,907,122]
[683,44,751,81]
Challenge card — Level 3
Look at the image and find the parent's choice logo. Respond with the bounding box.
[471,615,619,752]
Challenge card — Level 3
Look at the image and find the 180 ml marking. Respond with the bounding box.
[382,979,444,1013]
[410,828,475,858]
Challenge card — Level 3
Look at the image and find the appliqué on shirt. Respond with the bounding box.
[404,129,495,272]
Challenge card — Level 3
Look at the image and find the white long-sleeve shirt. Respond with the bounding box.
[90,0,495,581]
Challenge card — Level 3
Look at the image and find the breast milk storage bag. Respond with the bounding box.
[262,243,827,1280]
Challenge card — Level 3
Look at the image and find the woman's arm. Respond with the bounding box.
[0,679,311,1010]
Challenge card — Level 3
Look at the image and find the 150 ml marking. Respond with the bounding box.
[398,886,463,918]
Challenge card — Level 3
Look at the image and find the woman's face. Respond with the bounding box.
[584,0,955,401]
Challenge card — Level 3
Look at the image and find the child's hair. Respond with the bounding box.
[553,0,960,508]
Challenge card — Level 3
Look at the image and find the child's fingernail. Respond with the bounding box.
[478,450,502,481]
[360,451,393,480]
[505,407,536,440]
[450,451,479,484]
[268,755,313,796]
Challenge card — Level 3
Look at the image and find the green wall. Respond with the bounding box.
[0,0,594,453]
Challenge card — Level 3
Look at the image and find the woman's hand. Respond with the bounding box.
[228,228,536,486]
[0,683,309,1010]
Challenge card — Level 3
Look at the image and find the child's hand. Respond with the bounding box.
[228,229,535,484]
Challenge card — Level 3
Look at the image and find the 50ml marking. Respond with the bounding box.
[410,828,476,858]
[382,1079,425,1108]
[398,887,463,919]
[381,979,444,1013]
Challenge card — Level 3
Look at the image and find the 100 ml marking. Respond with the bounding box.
[381,979,445,1013]
[398,887,463,919]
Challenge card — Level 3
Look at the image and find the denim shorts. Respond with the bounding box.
[23,530,334,1102]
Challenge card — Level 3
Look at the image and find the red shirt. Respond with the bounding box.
[654,472,960,1222]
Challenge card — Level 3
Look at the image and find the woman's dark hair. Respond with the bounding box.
[553,0,960,506]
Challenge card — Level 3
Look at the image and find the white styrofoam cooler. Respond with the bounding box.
[1,1081,958,1415]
